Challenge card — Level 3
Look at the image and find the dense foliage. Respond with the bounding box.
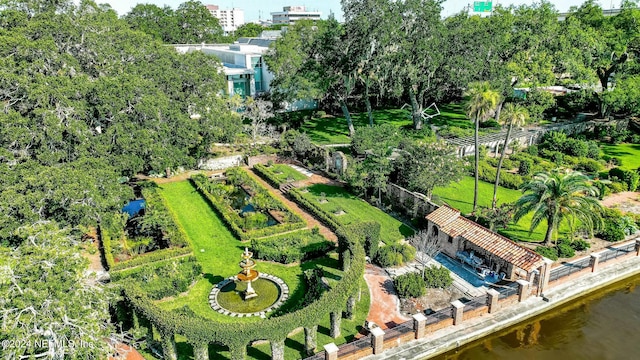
[0,1,238,245]
[393,272,426,298]
[0,223,113,359]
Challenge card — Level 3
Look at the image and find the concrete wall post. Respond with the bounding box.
[636,239,640,256]
[370,327,385,354]
[330,311,341,339]
[323,343,338,360]
[517,279,530,302]
[538,258,554,296]
[486,289,500,314]
[451,300,465,325]
[412,313,427,339]
[590,253,601,273]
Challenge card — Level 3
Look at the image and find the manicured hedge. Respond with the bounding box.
[122,224,366,351]
[110,247,193,272]
[253,163,285,188]
[113,255,201,300]
[288,188,341,230]
[191,171,305,241]
[251,230,335,264]
[394,272,426,298]
[476,161,525,190]
[100,225,116,269]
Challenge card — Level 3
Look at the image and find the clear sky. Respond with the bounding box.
[100,0,622,21]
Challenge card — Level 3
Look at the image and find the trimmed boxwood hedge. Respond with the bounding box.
[191,171,306,241]
[112,255,201,300]
[251,230,335,264]
[288,188,341,230]
[253,163,285,188]
[122,224,366,352]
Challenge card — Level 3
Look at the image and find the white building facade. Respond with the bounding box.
[175,41,274,98]
[205,4,245,33]
[271,6,321,25]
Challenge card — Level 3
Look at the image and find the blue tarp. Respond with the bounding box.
[122,199,146,218]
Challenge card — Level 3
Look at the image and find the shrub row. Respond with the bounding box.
[110,247,193,272]
[123,224,366,349]
[251,230,335,264]
[191,173,305,241]
[287,188,341,230]
[253,163,285,188]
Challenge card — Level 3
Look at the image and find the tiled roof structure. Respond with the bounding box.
[426,205,544,271]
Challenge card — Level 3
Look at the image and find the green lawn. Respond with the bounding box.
[432,176,568,243]
[154,181,370,359]
[270,164,307,182]
[156,181,338,322]
[600,143,640,171]
[298,102,490,145]
[301,184,415,243]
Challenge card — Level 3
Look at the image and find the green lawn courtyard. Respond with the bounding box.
[155,181,370,359]
[300,184,415,243]
[432,176,569,243]
[269,164,308,183]
[299,103,471,145]
[601,143,640,171]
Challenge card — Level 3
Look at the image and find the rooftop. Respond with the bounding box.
[426,205,544,271]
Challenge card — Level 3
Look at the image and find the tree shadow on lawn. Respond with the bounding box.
[204,273,224,285]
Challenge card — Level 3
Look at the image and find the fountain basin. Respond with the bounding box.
[209,274,289,317]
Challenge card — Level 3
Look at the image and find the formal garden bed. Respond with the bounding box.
[113,180,371,359]
[100,182,193,272]
[191,168,306,241]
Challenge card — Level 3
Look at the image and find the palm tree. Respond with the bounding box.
[465,81,500,213]
[513,170,603,247]
[492,103,528,209]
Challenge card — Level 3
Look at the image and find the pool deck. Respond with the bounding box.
[363,252,640,360]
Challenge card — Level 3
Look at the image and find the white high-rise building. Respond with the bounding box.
[206,5,245,34]
[271,6,321,25]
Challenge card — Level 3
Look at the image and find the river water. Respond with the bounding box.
[433,273,640,360]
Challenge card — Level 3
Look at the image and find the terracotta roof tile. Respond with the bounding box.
[427,206,544,271]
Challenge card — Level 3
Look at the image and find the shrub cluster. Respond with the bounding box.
[423,265,454,288]
[375,243,416,267]
[609,168,640,192]
[539,131,600,159]
[251,230,335,264]
[394,272,426,298]
[534,238,591,260]
[597,208,639,242]
[393,266,453,298]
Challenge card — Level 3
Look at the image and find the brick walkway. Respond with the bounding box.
[244,168,338,242]
[364,264,411,330]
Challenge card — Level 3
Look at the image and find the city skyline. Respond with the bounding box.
[101,0,621,21]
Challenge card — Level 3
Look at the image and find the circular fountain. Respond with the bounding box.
[209,248,289,317]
